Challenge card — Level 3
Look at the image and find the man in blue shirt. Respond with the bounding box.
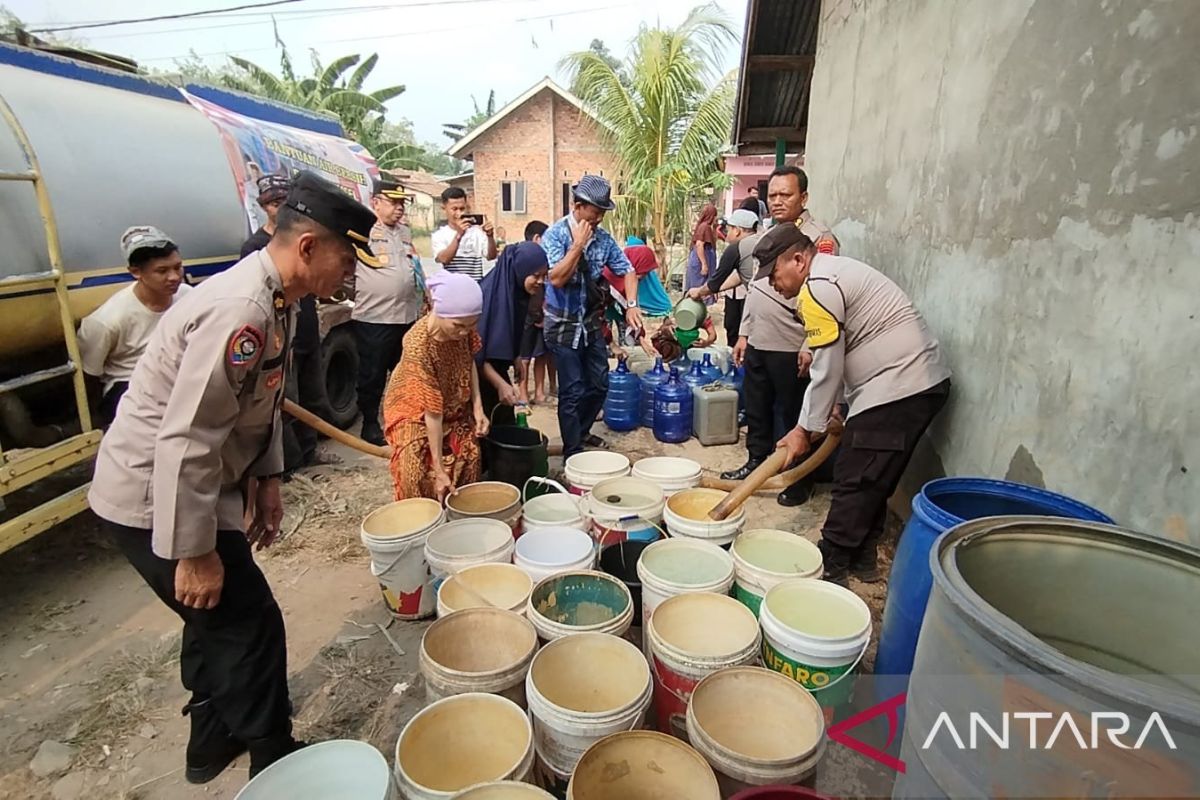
[541,175,643,456]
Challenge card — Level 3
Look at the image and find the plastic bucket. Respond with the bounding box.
[587,477,664,545]
[597,540,651,640]
[760,579,871,712]
[674,297,709,331]
[437,563,534,617]
[630,457,703,497]
[424,519,515,589]
[566,730,720,800]
[526,633,653,782]
[729,788,837,800]
[636,538,735,653]
[420,608,538,706]
[730,530,824,617]
[234,740,394,800]
[564,451,630,495]
[513,527,596,583]
[664,488,746,546]
[527,571,634,642]
[450,782,555,799]
[395,693,534,799]
[522,478,588,534]
[484,425,550,498]
[446,482,524,539]
[647,593,761,737]
[686,667,826,796]
[361,499,445,620]
[876,477,1113,680]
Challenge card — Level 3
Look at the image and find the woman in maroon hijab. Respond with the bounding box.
[685,203,718,303]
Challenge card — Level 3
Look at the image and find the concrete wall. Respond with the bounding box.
[805,0,1199,542]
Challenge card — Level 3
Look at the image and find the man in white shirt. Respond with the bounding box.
[352,178,423,445]
[431,186,496,281]
[79,226,190,424]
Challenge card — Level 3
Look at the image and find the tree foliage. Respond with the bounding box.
[442,90,497,142]
[560,3,736,246]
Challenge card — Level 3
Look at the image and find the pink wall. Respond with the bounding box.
[722,153,805,217]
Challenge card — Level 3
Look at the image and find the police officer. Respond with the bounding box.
[352,178,423,445]
[88,172,379,784]
[754,222,952,588]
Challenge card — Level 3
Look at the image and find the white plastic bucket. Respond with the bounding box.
[630,456,703,496]
[513,527,596,583]
[731,529,824,616]
[437,563,534,617]
[446,482,523,538]
[685,667,826,795]
[395,693,534,799]
[450,782,555,799]
[235,740,395,800]
[587,477,665,545]
[526,633,653,781]
[647,592,760,737]
[663,488,746,546]
[566,731,720,800]
[522,478,589,534]
[420,608,538,707]
[636,538,735,652]
[527,571,634,642]
[760,578,872,709]
[361,499,445,620]
[564,452,630,495]
[424,519,516,589]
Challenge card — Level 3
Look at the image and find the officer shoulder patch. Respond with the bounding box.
[228,325,265,366]
[799,284,840,349]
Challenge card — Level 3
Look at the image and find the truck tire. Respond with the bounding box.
[320,326,359,430]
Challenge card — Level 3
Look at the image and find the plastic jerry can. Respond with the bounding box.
[693,384,739,445]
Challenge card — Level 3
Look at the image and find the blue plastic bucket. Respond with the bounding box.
[875,478,1113,679]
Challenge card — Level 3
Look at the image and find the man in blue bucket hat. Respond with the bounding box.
[539,175,643,457]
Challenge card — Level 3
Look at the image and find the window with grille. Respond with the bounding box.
[500,180,527,214]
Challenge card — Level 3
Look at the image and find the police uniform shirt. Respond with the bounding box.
[351,221,420,325]
[89,249,292,559]
[797,253,951,433]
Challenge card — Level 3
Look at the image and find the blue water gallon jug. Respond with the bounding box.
[723,363,746,424]
[653,367,693,443]
[604,357,640,432]
[698,352,724,384]
[639,357,668,427]
[681,359,707,393]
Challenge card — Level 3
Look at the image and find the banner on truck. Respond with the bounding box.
[180,89,379,232]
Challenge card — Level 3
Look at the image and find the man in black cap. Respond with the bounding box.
[88,171,379,784]
[752,222,951,588]
[240,174,291,258]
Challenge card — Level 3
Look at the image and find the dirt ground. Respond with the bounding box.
[0,396,899,799]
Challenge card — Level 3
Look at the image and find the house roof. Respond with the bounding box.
[732,0,821,155]
[442,171,475,185]
[447,76,599,159]
[383,168,449,198]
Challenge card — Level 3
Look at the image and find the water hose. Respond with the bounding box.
[703,433,841,521]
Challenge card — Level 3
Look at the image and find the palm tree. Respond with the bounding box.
[560,3,736,258]
[442,90,497,142]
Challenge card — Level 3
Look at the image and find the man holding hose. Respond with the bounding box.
[753,222,952,588]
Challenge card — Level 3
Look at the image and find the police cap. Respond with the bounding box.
[373,178,410,201]
[285,171,381,267]
[753,221,815,280]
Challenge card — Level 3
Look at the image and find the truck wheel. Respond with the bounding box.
[320,327,359,430]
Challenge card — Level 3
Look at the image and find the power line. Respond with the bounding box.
[30,0,307,34]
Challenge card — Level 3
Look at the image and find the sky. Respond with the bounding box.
[10,0,749,144]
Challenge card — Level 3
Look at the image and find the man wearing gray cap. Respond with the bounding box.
[79,226,190,425]
[687,207,761,342]
[754,221,951,588]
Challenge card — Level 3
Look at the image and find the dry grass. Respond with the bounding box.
[270,466,392,562]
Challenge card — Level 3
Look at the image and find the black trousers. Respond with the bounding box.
[99,381,130,427]
[744,345,807,462]
[822,380,951,553]
[353,320,411,425]
[723,296,744,344]
[108,523,292,753]
[283,346,324,472]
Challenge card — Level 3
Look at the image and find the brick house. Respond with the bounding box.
[447,77,618,241]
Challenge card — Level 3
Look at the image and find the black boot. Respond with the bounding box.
[818,539,852,589]
[850,543,884,583]
[183,698,246,785]
[249,736,308,779]
[720,458,763,481]
[359,415,385,447]
[776,477,813,507]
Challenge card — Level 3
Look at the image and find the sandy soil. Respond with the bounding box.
[0,398,898,799]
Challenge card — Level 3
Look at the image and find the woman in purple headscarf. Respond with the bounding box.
[476,242,550,426]
[383,271,488,501]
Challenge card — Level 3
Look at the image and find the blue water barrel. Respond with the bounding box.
[653,368,693,443]
[639,357,668,428]
[876,478,1114,679]
[604,358,640,432]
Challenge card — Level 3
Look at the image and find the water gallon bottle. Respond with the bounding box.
[724,364,746,425]
[604,357,640,432]
[682,358,708,393]
[640,357,669,427]
[654,367,694,443]
[699,353,724,384]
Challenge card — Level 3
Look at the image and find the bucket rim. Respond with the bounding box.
[649,592,761,657]
[631,456,703,479]
[527,631,651,717]
[914,477,1113,529]
[587,476,666,513]
[761,578,872,643]
[528,570,633,629]
[361,498,444,540]
[564,451,631,474]
[235,739,390,798]
[637,537,734,587]
[420,608,538,679]
[569,730,719,796]
[451,780,556,799]
[731,530,823,576]
[513,528,595,567]
[425,518,515,559]
[446,481,521,512]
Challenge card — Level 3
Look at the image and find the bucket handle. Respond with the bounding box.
[368,535,422,578]
[805,639,870,695]
[522,476,570,504]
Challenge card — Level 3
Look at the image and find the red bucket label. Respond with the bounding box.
[651,654,699,737]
